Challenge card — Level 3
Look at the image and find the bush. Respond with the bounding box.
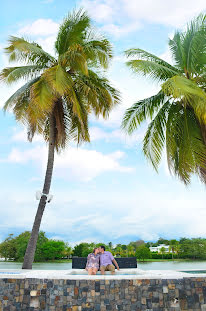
[135,245,151,261]
[151,252,178,259]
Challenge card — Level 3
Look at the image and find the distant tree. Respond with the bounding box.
[0,234,16,260]
[158,238,169,245]
[160,247,166,259]
[121,244,127,251]
[108,242,113,250]
[169,240,179,260]
[135,245,151,261]
[114,246,123,257]
[62,244,72,258]
[129,240,145,250]
[41,240,66,260]
[127,245,135,257]
[72,243,93,257]
[0,231,48,262]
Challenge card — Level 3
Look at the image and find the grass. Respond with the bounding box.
[138,258,201,262]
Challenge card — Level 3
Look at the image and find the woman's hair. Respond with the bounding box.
[93,248,97,253]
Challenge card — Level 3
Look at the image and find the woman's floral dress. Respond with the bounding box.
[86,253,100,270]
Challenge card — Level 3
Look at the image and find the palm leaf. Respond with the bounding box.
[126,59,178,82]
[161,75,206,120]
[55,9,90,55]
[166,104,206,184]
[122,91,166,134]
[3,77,40,111]
[0,65,44,84]
[143,101,172,170]
[5,36,56,66]
[125,48,178,72]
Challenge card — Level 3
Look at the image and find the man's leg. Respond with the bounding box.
[108,264,115,275]
[100,266,106,275]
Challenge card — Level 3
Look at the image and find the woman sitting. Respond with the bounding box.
[86,248,100,275]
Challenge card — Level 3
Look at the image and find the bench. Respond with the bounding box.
[72,257,137,269]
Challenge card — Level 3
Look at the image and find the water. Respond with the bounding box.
[180,270,206,274]
[0,261,206,270]
[138,261,206,270]
[0,261,72,270]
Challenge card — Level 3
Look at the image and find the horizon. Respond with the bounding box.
[1,0,206,245]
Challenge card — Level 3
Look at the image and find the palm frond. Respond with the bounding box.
[161,75,206,120]
[3,77,40,111]
[125,48,178,72]
[143,101,172,170]
[74,70,120,118]
[55,9,90,55]
[182,15,206,75]
[83,36,112,69]
[169,31,185,71]
[166,104,206,184]
[0,65,43,84]
[59,44,88,75]
[30,76,56,123]
[126,59,178,82]
[122,91,166,134]
[5,36,56,66]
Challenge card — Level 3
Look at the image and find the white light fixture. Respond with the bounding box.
[35,191,53,203]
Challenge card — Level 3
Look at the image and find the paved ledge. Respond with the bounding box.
[0,268,205,279]
[1,271,206,310]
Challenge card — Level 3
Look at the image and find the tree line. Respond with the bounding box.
[1,233,206,262]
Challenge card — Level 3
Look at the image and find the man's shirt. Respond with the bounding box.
[100,251,114,266]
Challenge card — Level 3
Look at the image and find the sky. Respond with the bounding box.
[0,0,206,246]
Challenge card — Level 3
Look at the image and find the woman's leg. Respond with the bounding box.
[87,268,93,275]
[92,268,98,275]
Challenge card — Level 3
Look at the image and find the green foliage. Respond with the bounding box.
[72,243,94,257]
[41,240,66,260]
[122,13,206,184]
[135,245,151,261]
[151,253,178,260]
[0,232,70,262]
[0,234,16,260]
[1,233,206,261]
[1,9,120,151]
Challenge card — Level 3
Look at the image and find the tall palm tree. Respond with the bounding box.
[169,240,179,260]
[0,10,120,269]
[122,14,206,184]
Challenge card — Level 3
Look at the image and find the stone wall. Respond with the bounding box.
[1,277,206,310]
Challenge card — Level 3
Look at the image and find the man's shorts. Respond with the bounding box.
[100,264,115,272]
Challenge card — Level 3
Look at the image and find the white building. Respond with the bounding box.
[149,244,170,253]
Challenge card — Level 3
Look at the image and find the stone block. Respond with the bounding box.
[30,297,39,308]
[163,286,168,294]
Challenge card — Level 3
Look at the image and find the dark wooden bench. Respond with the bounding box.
[72,257,137,269]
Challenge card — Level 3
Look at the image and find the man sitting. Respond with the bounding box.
[99,245,120,275]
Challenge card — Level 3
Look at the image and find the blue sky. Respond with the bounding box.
[0,0,206,246]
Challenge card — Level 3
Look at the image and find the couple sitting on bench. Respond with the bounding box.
[86,245,120,275]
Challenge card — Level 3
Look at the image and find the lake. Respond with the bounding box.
[0,261,206,270]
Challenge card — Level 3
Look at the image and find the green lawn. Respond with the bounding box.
[138,258,198,262]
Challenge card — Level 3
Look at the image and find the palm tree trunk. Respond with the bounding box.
[22,114,56,269]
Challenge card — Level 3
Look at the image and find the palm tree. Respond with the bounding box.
[122,14,206,184]
[0,10,120,269]
[160,246,166,259]
[169,240,179,260]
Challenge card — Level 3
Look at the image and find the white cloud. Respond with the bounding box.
[80,0,206,37]
[101,21,141,38]
[18,19,59,37]
[90,126,145,146]
[11,128,43,143]
[2,145,133,182]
